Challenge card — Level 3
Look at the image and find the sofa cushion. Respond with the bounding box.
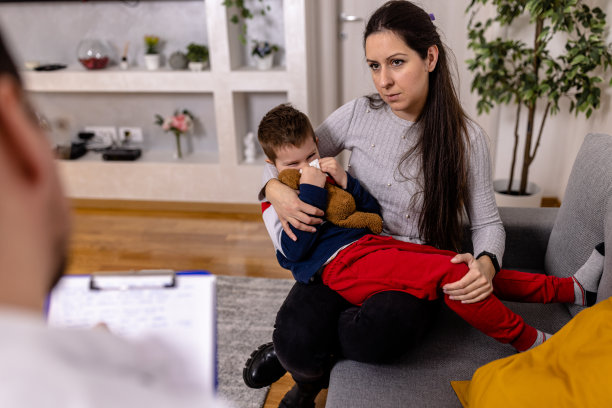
[326,301,570,408]
[544,133,612,316]
[497,207,558,270]
[461,296,612,407]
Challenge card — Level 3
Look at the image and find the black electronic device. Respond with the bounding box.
[77,131,96,141]
[102,148,142,161]
[33,64,67,71]
[54,141,87,160]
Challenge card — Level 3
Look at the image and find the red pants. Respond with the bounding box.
[322,235,575,351]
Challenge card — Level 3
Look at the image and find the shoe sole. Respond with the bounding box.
[243,342,286,389]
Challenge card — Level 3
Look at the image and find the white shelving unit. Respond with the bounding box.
[22,0,313,205]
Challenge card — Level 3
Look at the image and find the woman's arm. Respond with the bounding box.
[316,99,358,157]
[279,182,327,261]
[265,179,324,241]
[443,123,505,303]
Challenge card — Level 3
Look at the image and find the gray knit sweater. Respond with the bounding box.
[262,97,505,263]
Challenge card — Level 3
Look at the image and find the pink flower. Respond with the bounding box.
[171,114,192,133]
[155,109,194,136]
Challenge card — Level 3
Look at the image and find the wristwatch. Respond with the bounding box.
[476,251,500,274]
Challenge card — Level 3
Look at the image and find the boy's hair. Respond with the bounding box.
[257,103,316,162]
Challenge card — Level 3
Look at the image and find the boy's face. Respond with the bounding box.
[268,135,320,172]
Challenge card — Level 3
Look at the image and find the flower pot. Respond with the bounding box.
[144,54,160,70]
[188,61,208,72]
[493,179,543,208]
[255,54,274,70]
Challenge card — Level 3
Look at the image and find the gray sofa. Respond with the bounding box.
[325,133,612,408]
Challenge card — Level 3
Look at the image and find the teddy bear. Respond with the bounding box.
[278,168,383,234]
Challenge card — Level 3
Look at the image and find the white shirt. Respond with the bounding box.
[0,308,228,408]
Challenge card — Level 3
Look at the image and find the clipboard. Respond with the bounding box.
[46,270,217,393]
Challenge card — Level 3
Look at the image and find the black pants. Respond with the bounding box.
[272,280,438,385]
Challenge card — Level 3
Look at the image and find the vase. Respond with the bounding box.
[77,39,110,70]
[174,132,183,159]
[493,179,543,208]
[169,51,188,70]
[144,54,160,70]
[255,54,274,70]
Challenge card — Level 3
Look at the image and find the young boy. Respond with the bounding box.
[258,103,606,352]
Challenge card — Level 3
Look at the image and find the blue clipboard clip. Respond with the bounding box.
[89,269,177,291]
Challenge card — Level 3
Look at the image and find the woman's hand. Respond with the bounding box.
[318,157,347,189]
[265,178,324,241]
[442,253,496,303]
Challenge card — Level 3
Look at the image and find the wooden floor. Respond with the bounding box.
[66,207,325,408]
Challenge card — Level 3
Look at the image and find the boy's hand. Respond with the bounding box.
[299,166,326,188]
[319,157,347,189]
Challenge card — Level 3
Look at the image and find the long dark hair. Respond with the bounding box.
[364,0,470,251]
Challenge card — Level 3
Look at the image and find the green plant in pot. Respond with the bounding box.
[251,40,278,70]
[466,0,612,203]
[186,43,209,71]
[144,35,161,70]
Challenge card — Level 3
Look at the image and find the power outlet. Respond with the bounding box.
[84,126,118,146]
[118,127,144,144]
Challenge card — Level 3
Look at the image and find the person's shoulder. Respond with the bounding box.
[463,118,494,165]
[464,117,492,149]
[336,95,380,114]
[464,117,486,140]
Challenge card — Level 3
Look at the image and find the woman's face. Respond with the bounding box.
[365,30,438,122]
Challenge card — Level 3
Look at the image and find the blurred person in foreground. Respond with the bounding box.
[0,32,227,407]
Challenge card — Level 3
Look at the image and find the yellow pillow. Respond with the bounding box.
[454,297,612,407]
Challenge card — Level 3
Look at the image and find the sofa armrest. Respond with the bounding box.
[596,201,612,302]
[498,206,558,271]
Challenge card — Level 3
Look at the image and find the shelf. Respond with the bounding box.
[23,68,215,93]
[60,149,219,164]
[7,0,311,205]
[57,159,265,203]
[23,66,293,93]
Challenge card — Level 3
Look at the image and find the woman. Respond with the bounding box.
[244,2,504,406]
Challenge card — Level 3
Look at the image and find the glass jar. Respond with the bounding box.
[77,39,110,70]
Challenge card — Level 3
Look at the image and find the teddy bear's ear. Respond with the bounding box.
[278,169,301,190]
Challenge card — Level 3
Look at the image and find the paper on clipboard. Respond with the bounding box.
[46,270,216,393]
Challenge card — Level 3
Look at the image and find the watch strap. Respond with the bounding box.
[476,251,500,274]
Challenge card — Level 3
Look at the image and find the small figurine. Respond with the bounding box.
[244,131,257,163]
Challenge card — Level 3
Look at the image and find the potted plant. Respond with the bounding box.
[466,0,612,206]
[144,35,160,70]
[222,0,272,44]
[186,43,209,71]
[251,40,278,70]
[155,109,195,159]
